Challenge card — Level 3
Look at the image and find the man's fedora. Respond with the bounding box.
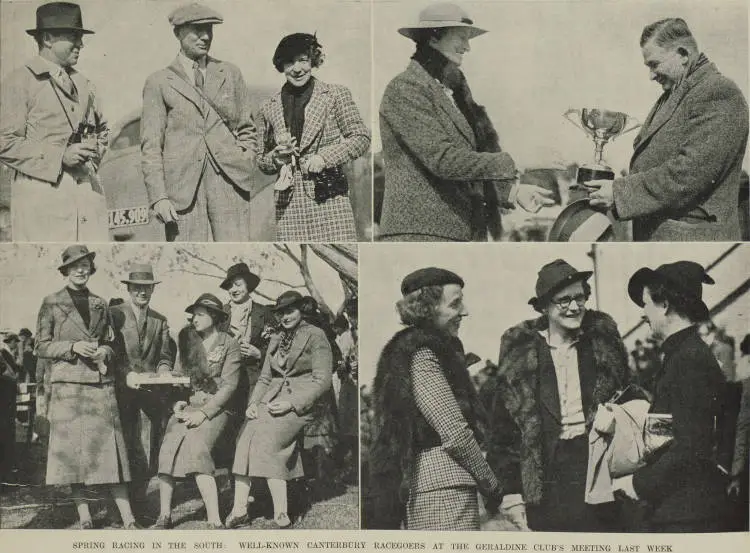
[220,263,260,292]
[185,293,229,322]
[528,259,592,310]
[121,264,161,286]
[628,261,714,322]
[57,244,96,273]
[26,2,94,36]
[398,2,487,41]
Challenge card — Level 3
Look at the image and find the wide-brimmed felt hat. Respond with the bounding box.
[401,267,464,296]
[529,259,592,310]
[1,331,19,344]
[398,3,487,41]
[628,261,714,321]
[168,3,223,27]
[121,263,160,285]
[220,263,260,292]
[272,33,321,72]
[58,244,95,273]
[272,290,306,312]
[185,293,229,321]
[26,2,94,36]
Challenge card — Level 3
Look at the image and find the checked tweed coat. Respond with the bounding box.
[484,310,629,506]
[612,60,749,241]
[257,79,370,241]
[378,60,517,242]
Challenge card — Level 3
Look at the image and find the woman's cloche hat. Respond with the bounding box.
[220,262,261,292]
[398,3,487,41]
[528,259,592,310]
[121,264,161,286]
[628,261,714,322]
[185,293,229,321]
[26,2,94,36]
[272,290,306,312]
[58,244,96,273]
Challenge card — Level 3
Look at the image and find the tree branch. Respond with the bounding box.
[176,247,227,274]
[263,277,306,289]
[167,269,223,280]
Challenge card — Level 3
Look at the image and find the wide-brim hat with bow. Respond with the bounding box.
[121,264,160,285]
[628,261,714,322]
[57,244,96,273]
[26,2,94,36]
[398,2,487,41]
[220,262,261,292]
[529,259,592,310]
[272,290,306,312]
[185,293,229,321]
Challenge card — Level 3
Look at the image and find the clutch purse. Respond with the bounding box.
[643,413,674,460]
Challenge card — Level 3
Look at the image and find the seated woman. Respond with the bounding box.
[257,33,370,242]
[151,294,241,529]
[226,291,334,528]
[35,245,138,529]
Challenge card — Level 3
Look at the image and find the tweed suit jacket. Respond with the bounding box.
[613,61,749,241]
[110,303,174,375]
[248,321,333,417]
[141,56,260,210]
[257,79,370,175]
[221,301,273,391]
[35,288,116,384]
[378,60,517,241]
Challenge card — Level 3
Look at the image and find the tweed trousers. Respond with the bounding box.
[166,158,252,242]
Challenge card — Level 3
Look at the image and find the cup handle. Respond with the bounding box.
[563,109,593,137]
[618,116,641,137]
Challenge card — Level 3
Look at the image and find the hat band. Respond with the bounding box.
[419,17,474,26]
[128,272,155,281]
[198,300,222,309]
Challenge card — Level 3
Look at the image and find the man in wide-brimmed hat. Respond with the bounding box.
[0,2,109,242]
[485,259,628,531]
[377,2,554,242]
[611,261,737,531]
[109,263,176,519]
[141,2,263,242]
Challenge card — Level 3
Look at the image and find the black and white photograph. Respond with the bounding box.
[0,0,373,243]
[372,1,749,242]
[360,242,749,532]
[0,242,359,530]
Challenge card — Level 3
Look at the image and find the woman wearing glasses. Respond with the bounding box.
[484,259,629,532]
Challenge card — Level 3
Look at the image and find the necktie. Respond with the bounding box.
[58,69,78,99]
[193,62,204,90]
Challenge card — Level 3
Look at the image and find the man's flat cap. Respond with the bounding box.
[168,3,223,26]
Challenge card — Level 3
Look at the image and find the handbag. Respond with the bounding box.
[311,165,349,204]
[643,413,674,460]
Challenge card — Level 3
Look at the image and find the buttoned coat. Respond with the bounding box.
[141,56,261,210]
[613,62,749,241]
[257,79,370,241]
[35,287,115,384]
[378,60,517,241]
[110,303,175,477]
[632,327,730,528]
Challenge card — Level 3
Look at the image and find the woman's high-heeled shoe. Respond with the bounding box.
[274,512,291,528]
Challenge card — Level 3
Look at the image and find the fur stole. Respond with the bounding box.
[490,310,629,505]
[364,325,481,528]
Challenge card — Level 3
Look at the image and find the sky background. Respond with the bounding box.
[373,0,749,171]
[358,242,749,385]
[0,0,372,126]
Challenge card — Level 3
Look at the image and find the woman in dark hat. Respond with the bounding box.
[257,33,370,242]
[225,290,334,528]
[615,261,733,532]
[151,294,241,529]
[364,267,502,530]
[35,245,139,529]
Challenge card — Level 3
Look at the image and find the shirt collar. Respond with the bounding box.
[178,50,206,74]
[539,329,580,349]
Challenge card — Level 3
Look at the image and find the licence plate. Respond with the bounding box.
[108,206,149,228]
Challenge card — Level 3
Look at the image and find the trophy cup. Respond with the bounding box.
[563,108,640,188]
